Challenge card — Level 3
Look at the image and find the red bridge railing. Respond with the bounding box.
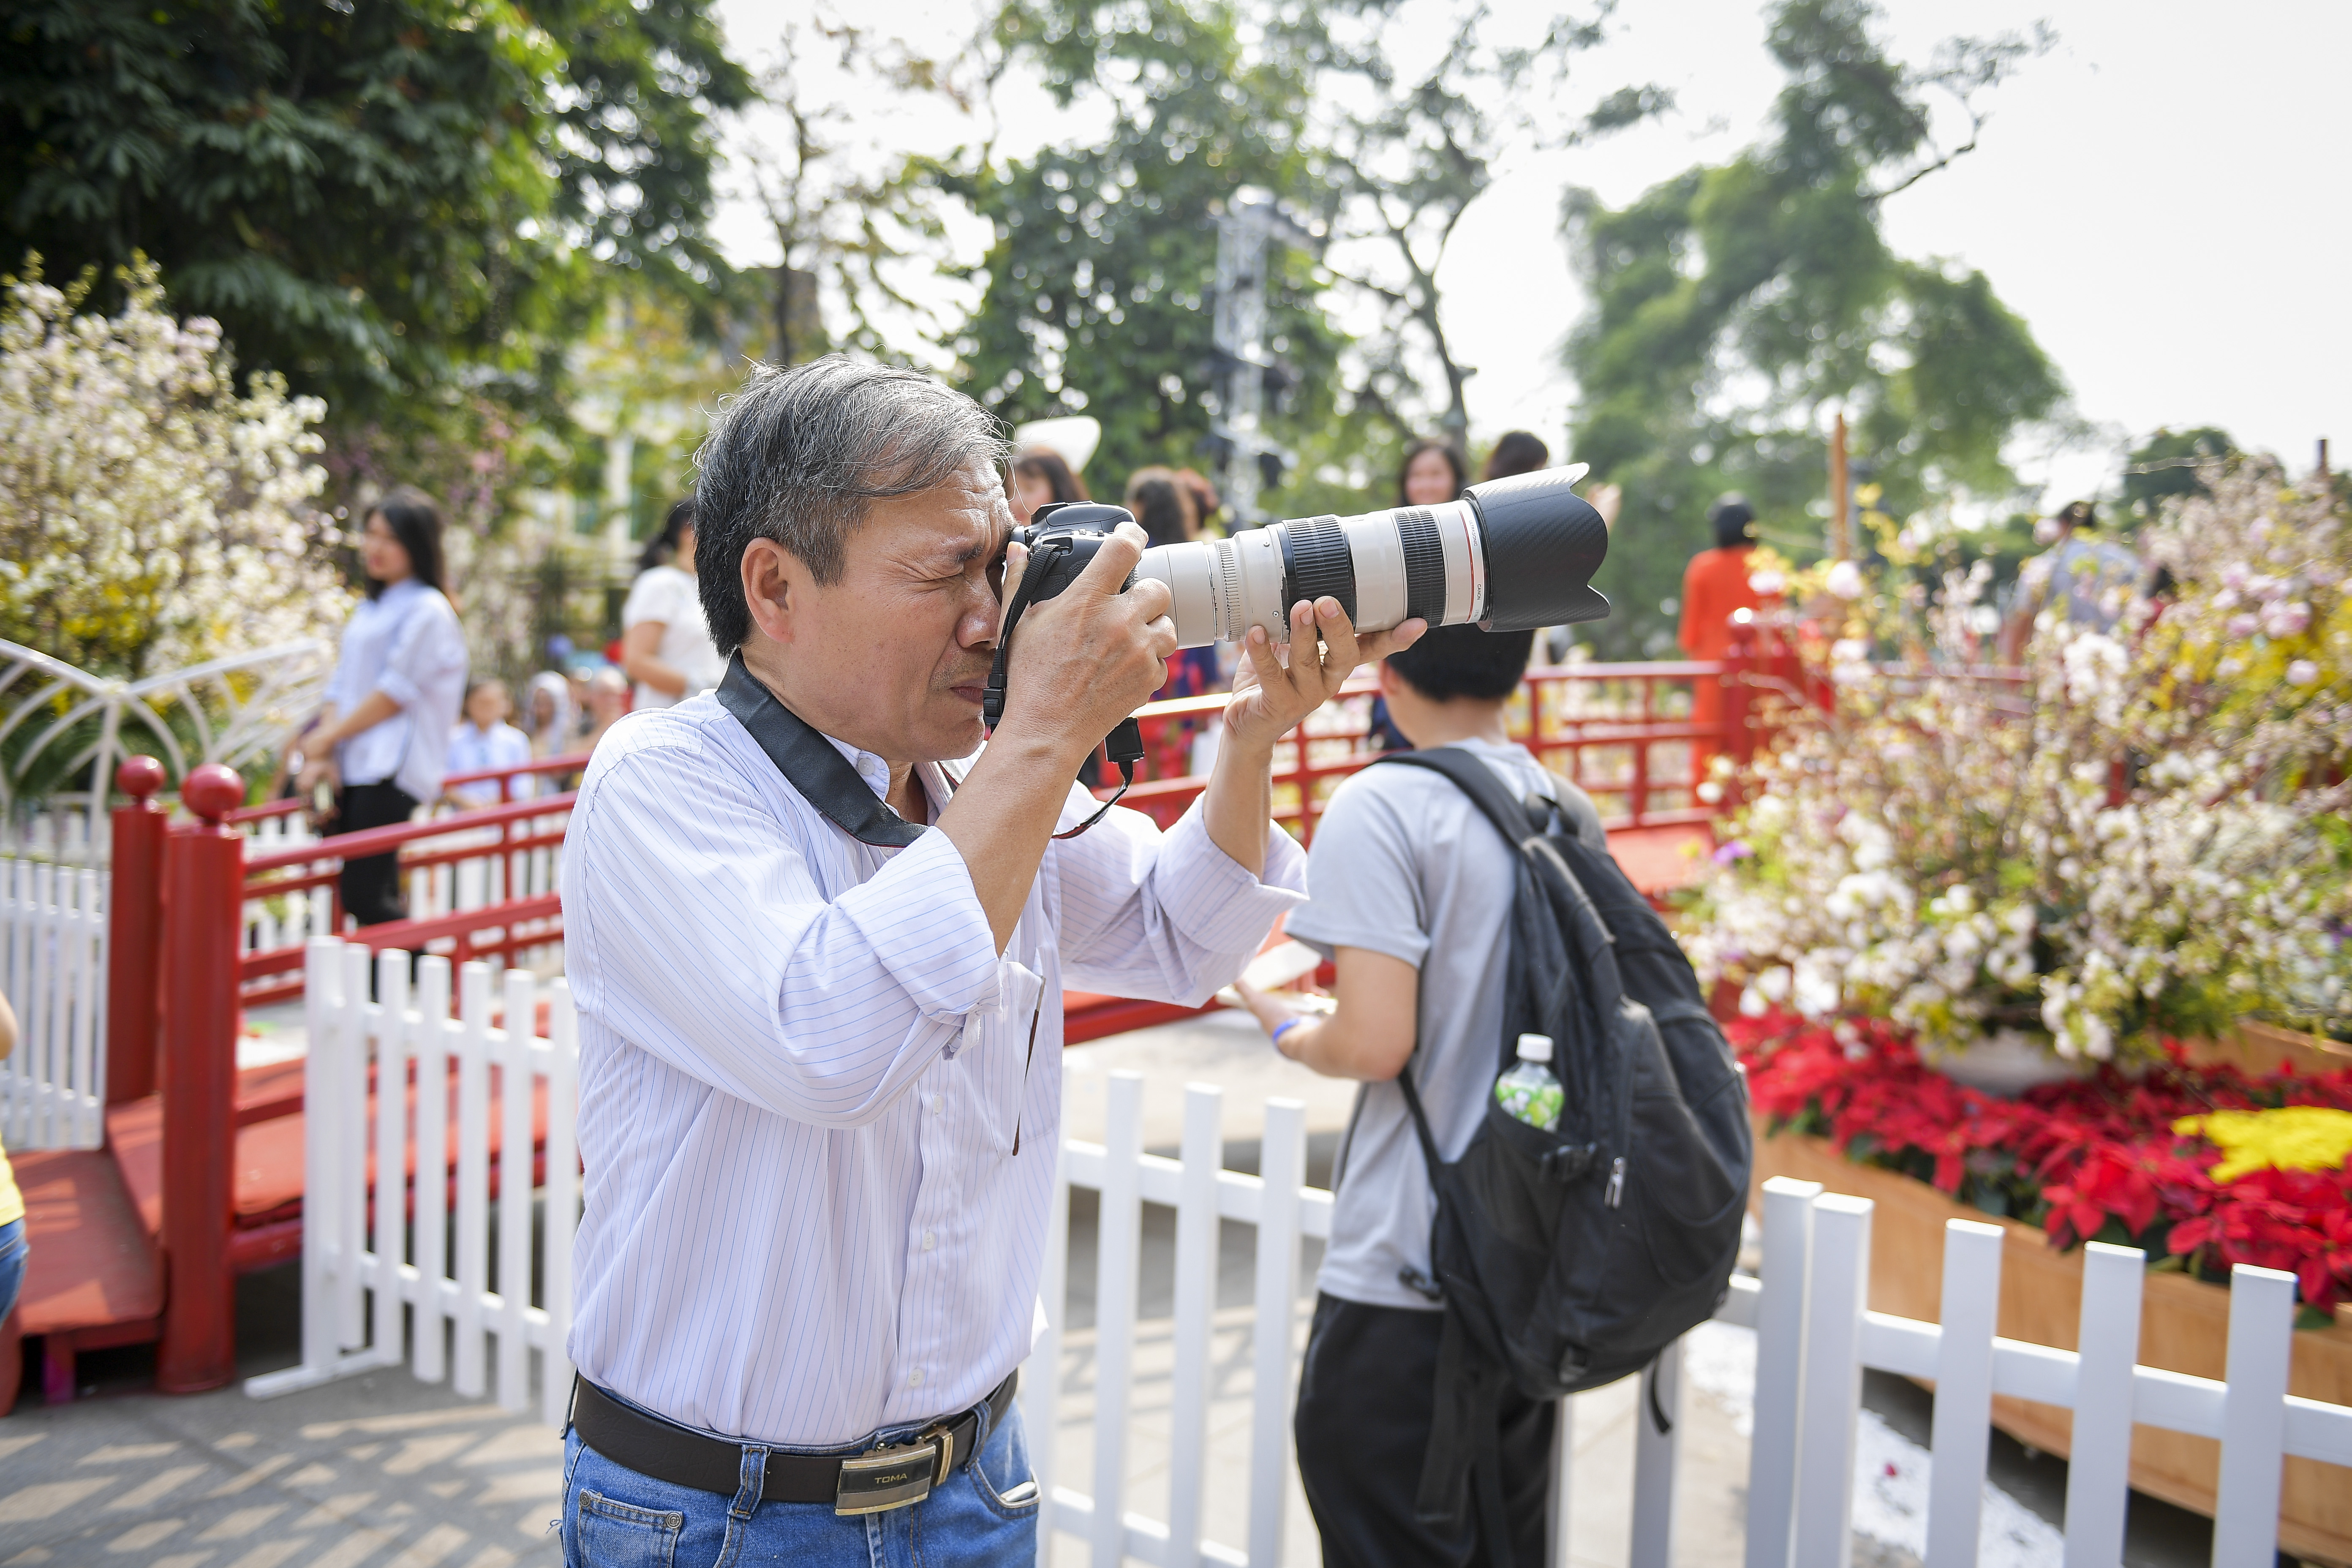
[231,755,587,1008]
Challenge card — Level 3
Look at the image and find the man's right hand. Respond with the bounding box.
[992,520,1177,768]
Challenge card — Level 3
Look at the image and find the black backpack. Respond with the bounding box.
[1375,750,1752,1539]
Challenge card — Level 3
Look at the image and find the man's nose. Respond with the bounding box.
[958,582,999,649]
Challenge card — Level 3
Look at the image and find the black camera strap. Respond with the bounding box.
[982,538,1140,841]
[716,655,930,849]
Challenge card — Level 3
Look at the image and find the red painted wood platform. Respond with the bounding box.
[4,1051,552,1410]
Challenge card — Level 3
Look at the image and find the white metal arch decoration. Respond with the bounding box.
[0,637,332,849]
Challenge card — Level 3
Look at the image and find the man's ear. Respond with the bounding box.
[741,538,799,646]
[1376,659,1407,699]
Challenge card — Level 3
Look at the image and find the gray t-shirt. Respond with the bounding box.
[1285,738,1607,1310]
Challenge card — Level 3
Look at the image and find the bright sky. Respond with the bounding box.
[711,0,2350,508]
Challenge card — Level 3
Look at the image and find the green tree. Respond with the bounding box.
[1561,0,2063,656]
[947,0,1362,499]
[0,0,752,426]
[954,0,1661,509]
[1309,8,1666,444]
[747,5,1002,366]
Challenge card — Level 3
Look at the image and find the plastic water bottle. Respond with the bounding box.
[1494,1033,1564,1131]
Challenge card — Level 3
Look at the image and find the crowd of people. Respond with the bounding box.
[285,425,1628,935]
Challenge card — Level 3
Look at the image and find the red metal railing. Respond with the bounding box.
[1106,659,1732,838]
[224,752,590,827]
[233,754,589,1007]
[206,629,1835,1011]
[59,629,1925,1400]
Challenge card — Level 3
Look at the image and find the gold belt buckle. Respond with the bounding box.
[833,1421,956,1516]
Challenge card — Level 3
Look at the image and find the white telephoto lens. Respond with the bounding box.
[1132,462,1605,647]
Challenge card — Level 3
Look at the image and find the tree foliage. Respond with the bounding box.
[1309,6,1664,442]
[0,0,752,427]
[749,5,998,366]
[948,0,1360,498]
[1562,0,2063,656]
[954,0,1661,506]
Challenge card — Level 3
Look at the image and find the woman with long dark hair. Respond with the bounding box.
[1010,448,1089,522]
[296,487,469,926]
[1397,438,1466,508]
[620,498,723,709]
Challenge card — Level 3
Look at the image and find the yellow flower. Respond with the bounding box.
[2173,1106,2352,1183]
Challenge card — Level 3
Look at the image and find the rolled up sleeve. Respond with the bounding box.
[1055,790,1307,1005]
[566,739,1002,1126]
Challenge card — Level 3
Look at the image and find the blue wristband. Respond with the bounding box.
[1271,1017,1305,1052]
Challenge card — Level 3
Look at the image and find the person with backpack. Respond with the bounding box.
[1241,622,1751,1568]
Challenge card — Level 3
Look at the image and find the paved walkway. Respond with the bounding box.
[0,1366,562,1568]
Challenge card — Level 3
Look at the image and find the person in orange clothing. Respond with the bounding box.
[1678,493,1767,787]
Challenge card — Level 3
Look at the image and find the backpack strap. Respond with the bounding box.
[1377,750,1628,1021]
[1375,749,1551,854]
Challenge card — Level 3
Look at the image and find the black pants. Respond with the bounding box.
[333,781,417,927]
[1294,1294,1553,1568]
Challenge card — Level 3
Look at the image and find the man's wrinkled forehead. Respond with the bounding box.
[855,459,1010,570]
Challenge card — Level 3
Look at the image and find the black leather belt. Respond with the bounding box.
[572,1370,1018,1516]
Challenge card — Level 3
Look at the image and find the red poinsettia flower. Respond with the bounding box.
[1734,1010,2352,1310]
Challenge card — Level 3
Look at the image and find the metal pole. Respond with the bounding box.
[1828,412,1851,561]
[156,762,245,1394]
[105,756,169,1105]
[1213,204,1270,526]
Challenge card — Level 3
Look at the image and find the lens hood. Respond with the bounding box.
[1464,469,1610,630]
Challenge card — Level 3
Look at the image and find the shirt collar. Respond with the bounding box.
[819,732,954,825]
[823,734,895,802]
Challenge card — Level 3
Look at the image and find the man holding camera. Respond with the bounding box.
[557,357,1422,1566]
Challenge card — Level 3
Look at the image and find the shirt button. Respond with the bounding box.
[929,1094,944,1115]
[922,1231,937,1251]
[908,1369,924,1387]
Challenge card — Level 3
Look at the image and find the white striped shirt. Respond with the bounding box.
[562,691,1305,1446]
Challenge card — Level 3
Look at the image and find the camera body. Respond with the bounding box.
[1012,501,1138,604]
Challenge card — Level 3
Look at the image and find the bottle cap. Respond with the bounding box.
[1516,1033,1553,1064]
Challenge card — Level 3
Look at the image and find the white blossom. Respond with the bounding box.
[0,257,346,676]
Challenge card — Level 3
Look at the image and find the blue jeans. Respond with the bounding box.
[0,1217,24,1323]
[561,1391,1040,1567]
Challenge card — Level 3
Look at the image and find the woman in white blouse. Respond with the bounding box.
[295,489,469,926]
[619,499,724,709]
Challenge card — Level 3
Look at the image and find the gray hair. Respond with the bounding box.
[693,356,1011,656]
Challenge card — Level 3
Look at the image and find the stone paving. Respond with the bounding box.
[0,1362,564,1568]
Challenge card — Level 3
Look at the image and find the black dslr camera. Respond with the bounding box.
[981,503,1149,822]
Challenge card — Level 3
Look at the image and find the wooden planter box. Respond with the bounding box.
[1752,1130,2352,1564]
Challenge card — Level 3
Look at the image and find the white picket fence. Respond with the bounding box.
[0,854,109,1149]
[247,953,2352,1565]
[0,809,109,867]
[246,938,579,1426]
[1745,1177,2352,1568]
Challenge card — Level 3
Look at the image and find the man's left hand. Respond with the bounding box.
[1222,599,1425,755]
